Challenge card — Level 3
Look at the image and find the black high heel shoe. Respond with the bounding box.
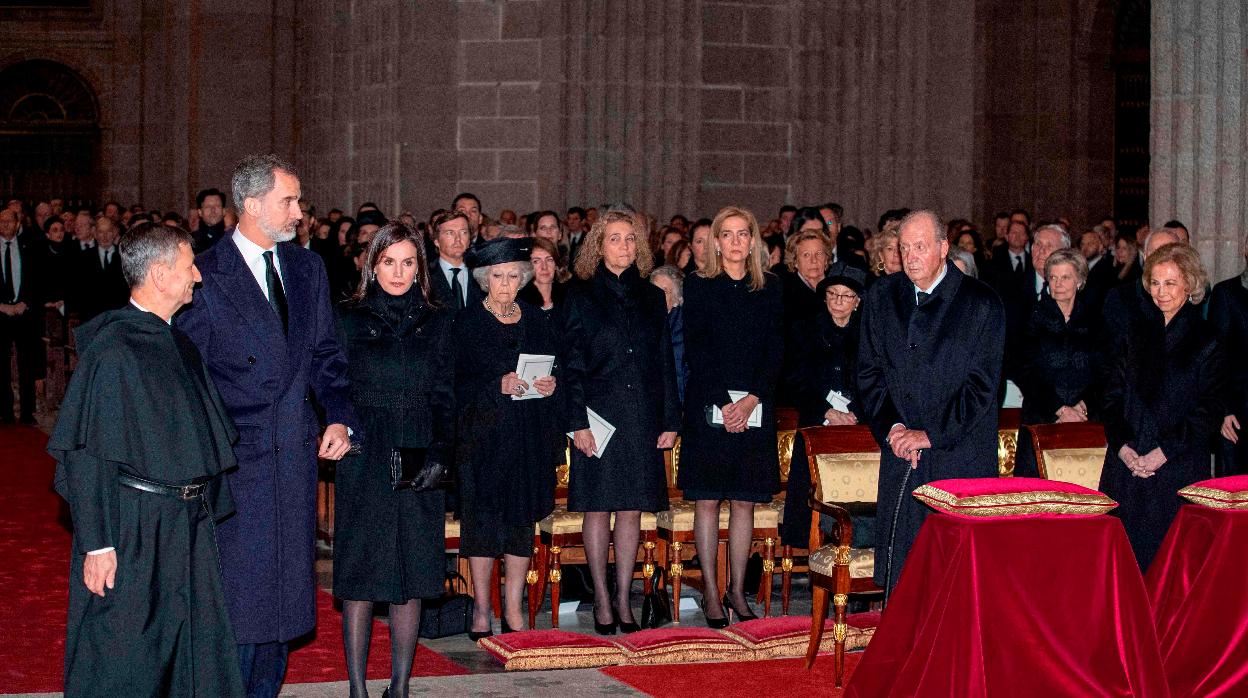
[700,595,729,629]
[615,607,642,634]
[593,606,618,635]
[500,618,518,634]
[467,626,493,641]
[722,595,758,622]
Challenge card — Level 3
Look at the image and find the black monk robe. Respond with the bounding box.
[48,304,244,697]
[857,261,1005,594]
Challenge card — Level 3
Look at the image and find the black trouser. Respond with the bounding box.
[0,312,41,419]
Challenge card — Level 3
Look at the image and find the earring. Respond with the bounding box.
[715,247,722,256]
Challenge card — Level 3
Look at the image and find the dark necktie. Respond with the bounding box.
[263,250,289,333]
[2,241,14,303]
[916,290,930,306]
[1013,256,1022,273]
[103,248,111,268]
[450,267,465,311]
[1039,280,1049,300]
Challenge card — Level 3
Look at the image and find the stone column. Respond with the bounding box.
[1151,0,1247,282]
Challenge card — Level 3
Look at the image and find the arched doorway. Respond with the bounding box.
[0,59,100,207]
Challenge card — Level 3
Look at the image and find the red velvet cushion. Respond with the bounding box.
[477,629,625,671]
[913,477,1117,517]
[615,626,751,665]
[720,613,879,659]
[1179,475,1248,509]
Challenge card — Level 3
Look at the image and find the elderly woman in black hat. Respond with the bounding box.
[779,263,870,548]
[452,237,564,639]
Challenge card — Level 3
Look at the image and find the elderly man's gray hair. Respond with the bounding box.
[231,154,297,212]
[472,261,535,292]
[650,265,685,301]
[1033,223,1071,249]
[898,209,945,245]
[947,248,978,279]
[119,221,193,288]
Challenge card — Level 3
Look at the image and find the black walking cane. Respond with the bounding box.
[882,456,917,605]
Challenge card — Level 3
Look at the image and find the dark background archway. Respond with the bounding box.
[0,58,100,208]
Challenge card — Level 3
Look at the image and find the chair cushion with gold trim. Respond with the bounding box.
[1179,475,1248,510]
[444,514,461,540]
[656,500,778,532]
[539,504,585,535]
[1042,447,1108,490]
[478,629,625,670]
[721,614,876,659]
[808,544,874,579]
[816,452,880,504]
[615,626,751,664]
[913,477,1117,517]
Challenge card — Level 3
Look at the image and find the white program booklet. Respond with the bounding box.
[711,390,763,428]
[823,389,853,425]
[512,353,556,400]
[567,407,616,457]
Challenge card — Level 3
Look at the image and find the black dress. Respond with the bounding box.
[453,299,563,557]
[1099,302,1226,569]
[562,264,681,512]
[780,311,865,546]
[332,286,454,602]
[679,271,783,502]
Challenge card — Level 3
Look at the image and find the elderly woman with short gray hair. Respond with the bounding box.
[452,237,563,639]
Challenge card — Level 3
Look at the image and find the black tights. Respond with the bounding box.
[693,499,754,619]
[343,598,422,698]
[583,511,642,624]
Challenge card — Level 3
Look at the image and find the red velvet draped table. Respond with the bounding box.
[846,513,1169,697]
[1145,504,1248,697]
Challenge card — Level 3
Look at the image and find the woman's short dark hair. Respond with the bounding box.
[352,221,432,302]
[786,206,827,239]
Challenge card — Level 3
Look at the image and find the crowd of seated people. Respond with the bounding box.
[4,186,1246,685]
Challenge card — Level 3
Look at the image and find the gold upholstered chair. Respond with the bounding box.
[998,407,1023,477]
[800,425,883,687]
[1027,422,1108,490]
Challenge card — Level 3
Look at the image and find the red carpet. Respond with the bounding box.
[285,590,469,683]
[602,651,861,697]
[0,424,464,693]
[0,425,71,694]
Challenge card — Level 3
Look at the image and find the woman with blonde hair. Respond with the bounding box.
[868,225,902,277]
[563,208,680,633]
[678,205,783,626]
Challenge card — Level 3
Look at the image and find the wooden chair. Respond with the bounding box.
[800,425,884,687]
[998,407,1023,477]
[1027,422,1108,490]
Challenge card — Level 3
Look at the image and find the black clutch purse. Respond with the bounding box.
[419,572,473,639]
[390,447,451,492]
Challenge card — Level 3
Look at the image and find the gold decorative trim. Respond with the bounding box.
[777,430,796,481]
[912,485,1117,516]
[997,429,1019,477]
[525,569,539,585]
[643,541,656,550]
[1179,485,1248,509]
[762,559,775,573]
[642,562,655,577]
[833,594,848,607]
[834,622,847,643]
[781,557,794,572]
[834,546,851,565]
[549,568,562,583]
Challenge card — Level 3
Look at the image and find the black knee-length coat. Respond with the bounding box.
[562,264,681,512]
[1018,292,1102,426]
[1099,302,1226,570]
[332,287,454,602]
[1209,274,1248,476]
[678,271,784,499]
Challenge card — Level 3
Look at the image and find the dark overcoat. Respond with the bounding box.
[332,287,454,602]
[857,262,1005,592]
[1208,273,1248,476]
[1018,292,1102,426]
[1099,302,1226,569]
[562,264,681,512]
[176,233,359,645]
[678,271,784,500]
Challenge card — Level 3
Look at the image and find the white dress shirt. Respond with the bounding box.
[1,237,21,300]
[1034,271,1046,298]
[438,257,468,306]
[1009,250,1025,272]
[97,245,116,269]
[232,228,283,301]
[913,263,948,304]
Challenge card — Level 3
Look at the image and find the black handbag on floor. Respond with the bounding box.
[390,447,452,492]
[419,572,474,639]
[639,566,672,629]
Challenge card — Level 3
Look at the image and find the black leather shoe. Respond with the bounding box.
[593,607,618,635]
[615,608,641,634]
[467,628,493,641]
[700,596,729,629]
[723,595,757,622]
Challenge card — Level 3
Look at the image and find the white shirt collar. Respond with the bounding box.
[232,227,277,263]
[232,228,282,299]
[130,299,171,324]
[914,263,949,300]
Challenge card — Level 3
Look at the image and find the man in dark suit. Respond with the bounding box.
[426,209,483,311]
[192,187,228,252]
[566,206,588,262]
[1210,249,1248,476]
[858,209,1005,595]
[1080,227,1118,310]
[0,209,47,424]
[177,154,359,698]
[72,216,130,321]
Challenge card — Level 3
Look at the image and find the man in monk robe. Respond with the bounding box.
[857,210,1005,596]
[49,221,244,697]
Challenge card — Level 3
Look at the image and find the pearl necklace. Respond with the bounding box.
[484,298,518,319]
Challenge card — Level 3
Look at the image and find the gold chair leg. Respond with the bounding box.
[806,585,828,670]
[759,536,775,617]
[781,545,794,616]
[548,545,563,629]
[669,540,683,624]
[642,539,656,595]
[833,592,849,688]
[526,544,542,630]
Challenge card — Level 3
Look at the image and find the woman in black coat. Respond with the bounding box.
[1100,244,1226,570]
[563,210,681,634]
[453,237,564,638]
[517,236,569,320]
[1015,249,1103,475]
[333,222,454,698]
[780,267,868,548]
[680,206,783,626]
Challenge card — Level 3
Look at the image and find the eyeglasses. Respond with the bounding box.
[826,292,859,303]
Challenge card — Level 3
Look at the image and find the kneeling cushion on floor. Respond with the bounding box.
[1179,475,1248,509]
[720,614,877,660]
[913,477,1118,517]
[615,627,752,665]
[477,630,625,671]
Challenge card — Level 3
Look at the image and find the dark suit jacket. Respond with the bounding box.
[858,261,1005,591]
[989,249,1037,382]
[192,221,228,252]
[427,258,484,310]
[175,231,359,644]
[1082,255,1119,310]
[0,235,48,329]
[1209,274,1248,475]
[71,246,129,321]
[1018,292,1102,426]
